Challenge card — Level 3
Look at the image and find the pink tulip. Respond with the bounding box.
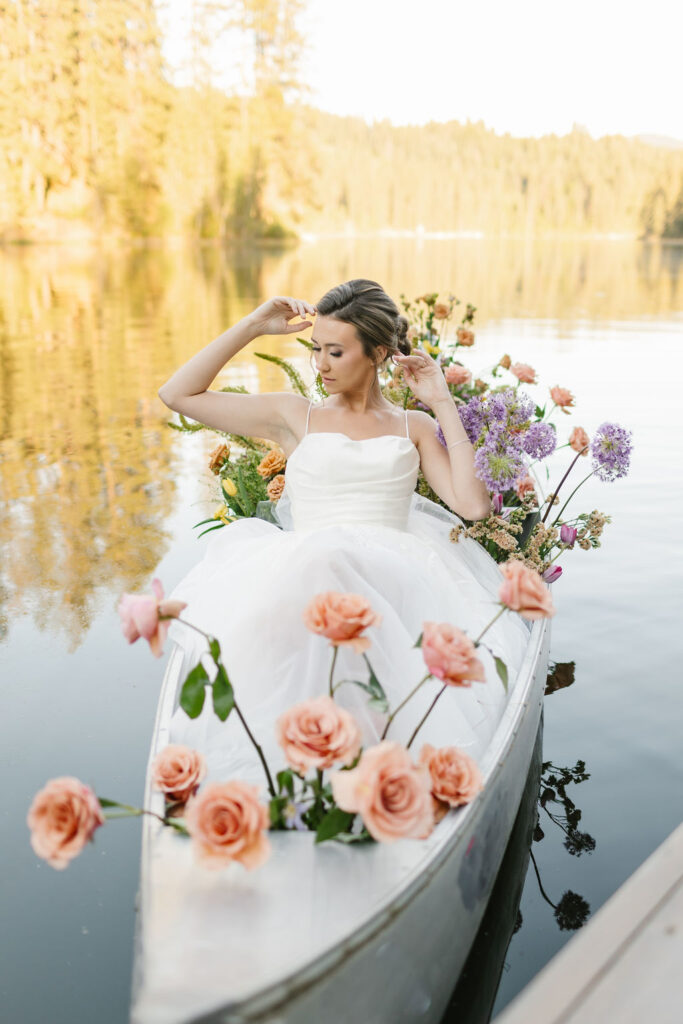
[542,565,563,584]
[492,493,503,515]
[560,524,577,548]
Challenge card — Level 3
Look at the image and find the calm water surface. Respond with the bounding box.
[1,238,682,1023]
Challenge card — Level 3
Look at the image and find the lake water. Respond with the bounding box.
[1,237,682,1023]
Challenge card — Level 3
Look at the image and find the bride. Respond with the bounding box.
[157,279,530,787]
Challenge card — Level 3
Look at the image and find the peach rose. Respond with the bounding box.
[569,426,590,454]
[550,386,575,412]
[208,442,230,474]
[276,696,362,774]
[433,302,450,319]
[419,744,483,808]
[456,327,475,347]
[117,578,187,658]
[444,364,472,387]
[303,592,381,654]
[185,780,271,870]
[515,474,537,501]
[151,745,207,803]
[266,473,286,502]
[27,777,105,870]
[499,560,555,620]
[256,448,287,478]
[510,362,537,385]
[421,621,486,686]
[330,741,434,842]
[498,354,511,370]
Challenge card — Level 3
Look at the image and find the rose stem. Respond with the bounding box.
[328,646,339,698]
[473,606,506,645]
[380,672,432,740]
[406,685,447,749]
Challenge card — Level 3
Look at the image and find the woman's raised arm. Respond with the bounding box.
[157,296,316,443]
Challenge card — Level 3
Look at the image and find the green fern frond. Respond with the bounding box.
[253,351,309,396]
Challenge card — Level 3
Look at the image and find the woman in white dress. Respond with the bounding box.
[157,280,529,787]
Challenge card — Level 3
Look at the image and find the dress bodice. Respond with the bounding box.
[284,432,420,533]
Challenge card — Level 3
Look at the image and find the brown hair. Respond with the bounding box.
[315,279,411,367]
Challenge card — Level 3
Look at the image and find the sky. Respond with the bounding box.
[159,0,683,141]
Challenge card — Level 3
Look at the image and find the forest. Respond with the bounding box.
[2,0,682,243]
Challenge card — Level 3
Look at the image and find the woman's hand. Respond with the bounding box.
[392,349,452,410]
[248,296,317,337]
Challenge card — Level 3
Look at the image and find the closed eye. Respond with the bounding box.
[312,347,342,357]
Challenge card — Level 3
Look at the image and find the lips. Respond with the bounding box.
[322,376,335,382]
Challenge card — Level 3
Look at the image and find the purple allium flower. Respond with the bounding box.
[523,421,557,459]
[458,396,485,444]
[473,428,526,492]
[590,422,633,482]
[560,524,577,548]
[542,565,563,584]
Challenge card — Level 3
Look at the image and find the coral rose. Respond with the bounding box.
[419,744,483,808]
[276,696,362,775]
[515,475,537,501]
[208,442,230,474]
[330,741,434,842]
[151,744,207,803]
[550,386,575,413]
[303,592,381,654]
[456,327,475,347]
[185,780,271,870]
[266,473,286,502]
[421,622,486,686]
[499,560,555,620]
[257,448,287,478]
[498,354,511,370]
[433,302,450,319]
[117,578,186,658]
[444,364,472,387]
[510,362,537,385]
[569,426,590,454]
[27,777,105,870]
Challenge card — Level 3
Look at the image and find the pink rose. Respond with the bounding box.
[421,621,486,686]
[185,780,271,871]
[499,560,555,620]
[303,592,382,654]
[510,362,537,385]
[117,577,187,658]
[515,474,537,501]
[331,741,434,842]
[444,364,472,387]
[276,696,362,775]
[27,777,105,870]
[456,327,475,347]
[569,426,590,454]
[433,302,450,320]
[151,745,207,803]
[550,385,575,412]
[419,744,483,807]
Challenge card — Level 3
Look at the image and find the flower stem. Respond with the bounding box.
[101,803,189,835]
[380,672,432,740]
[474,606,506,645]
[328,646,339,698]
[540,446,590,524]
[232,699,276,799]
[551,471,594,528]
[406,685,447,749]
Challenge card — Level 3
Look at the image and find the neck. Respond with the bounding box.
[328,376,388,414]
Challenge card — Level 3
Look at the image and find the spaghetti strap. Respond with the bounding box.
[304,399,313,436]
[404,407,409,438]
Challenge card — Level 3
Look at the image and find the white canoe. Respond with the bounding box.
[130,618,550,1024]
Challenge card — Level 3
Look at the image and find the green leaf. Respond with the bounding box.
[414,631,423,648]
[97,798,122,808]
[333,828,375,845]
[208,637,221,661]
[296,336,314,350]
[254,351,309,396]
[535,405,545,419]
[235,465,255,517]
[192,517,219,528]
[269,796,287,827]
[315,807,356,844]
[493,655,509,693]
[212,666,235,722]
[180,663,209,718]
[196,523,226,539]
[276,769,295,797]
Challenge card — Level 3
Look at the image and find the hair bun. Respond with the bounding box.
[395,314,411,355]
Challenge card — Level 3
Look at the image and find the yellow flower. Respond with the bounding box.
[221,477,237,498]
[213,504,228,520]
[423,342,440,355]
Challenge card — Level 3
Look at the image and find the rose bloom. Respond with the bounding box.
[433,302,450,319]
[27,777,105,870]
[456,327,475,347]
[498,354,512,370]
[510,362,537,385]
[550,386,575,412]
[444,364,472,387]
[499,560,555,620]
[208,442,230,474]
[185,780,271,870]
[515,475,537,501]
[151,745,207,803]
[256,448,287,478]
[569,425,590,454]
[266,473,286,502]
[303,592,381,654]
[421,621,486,686]
[331,741,434,842]
[419,743,483,807]
[276,696,362,774]
[117,578,186,658]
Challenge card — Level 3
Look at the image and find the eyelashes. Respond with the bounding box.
[312,348,342,358]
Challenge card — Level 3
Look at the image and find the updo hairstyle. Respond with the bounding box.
[315,279,411,368]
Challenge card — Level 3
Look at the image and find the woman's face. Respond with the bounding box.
[311,317,386,391]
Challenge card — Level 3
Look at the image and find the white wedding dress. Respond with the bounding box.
[166,401,530,787]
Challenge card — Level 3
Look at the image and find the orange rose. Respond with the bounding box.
[515,474,537,501]
[569,426,590,454]
[27,777,105,870]
[276,696,362,775]
[151,745,207,803]
[266,474,286,502]
[303,591,382,654]
[185,781,271,870]
[499,560,555,620]
[444,364,472,387]
[510,362,537,385]
[208,442,230,474]
[498,354,512,370]
[456,327,475,347]
[433,302,450,320]
[421,621,486,686]
[256,448,287,478]
[330,741,434,842]
[550,386,575,413]
[419,744,483,807]
[117,578,187,658]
